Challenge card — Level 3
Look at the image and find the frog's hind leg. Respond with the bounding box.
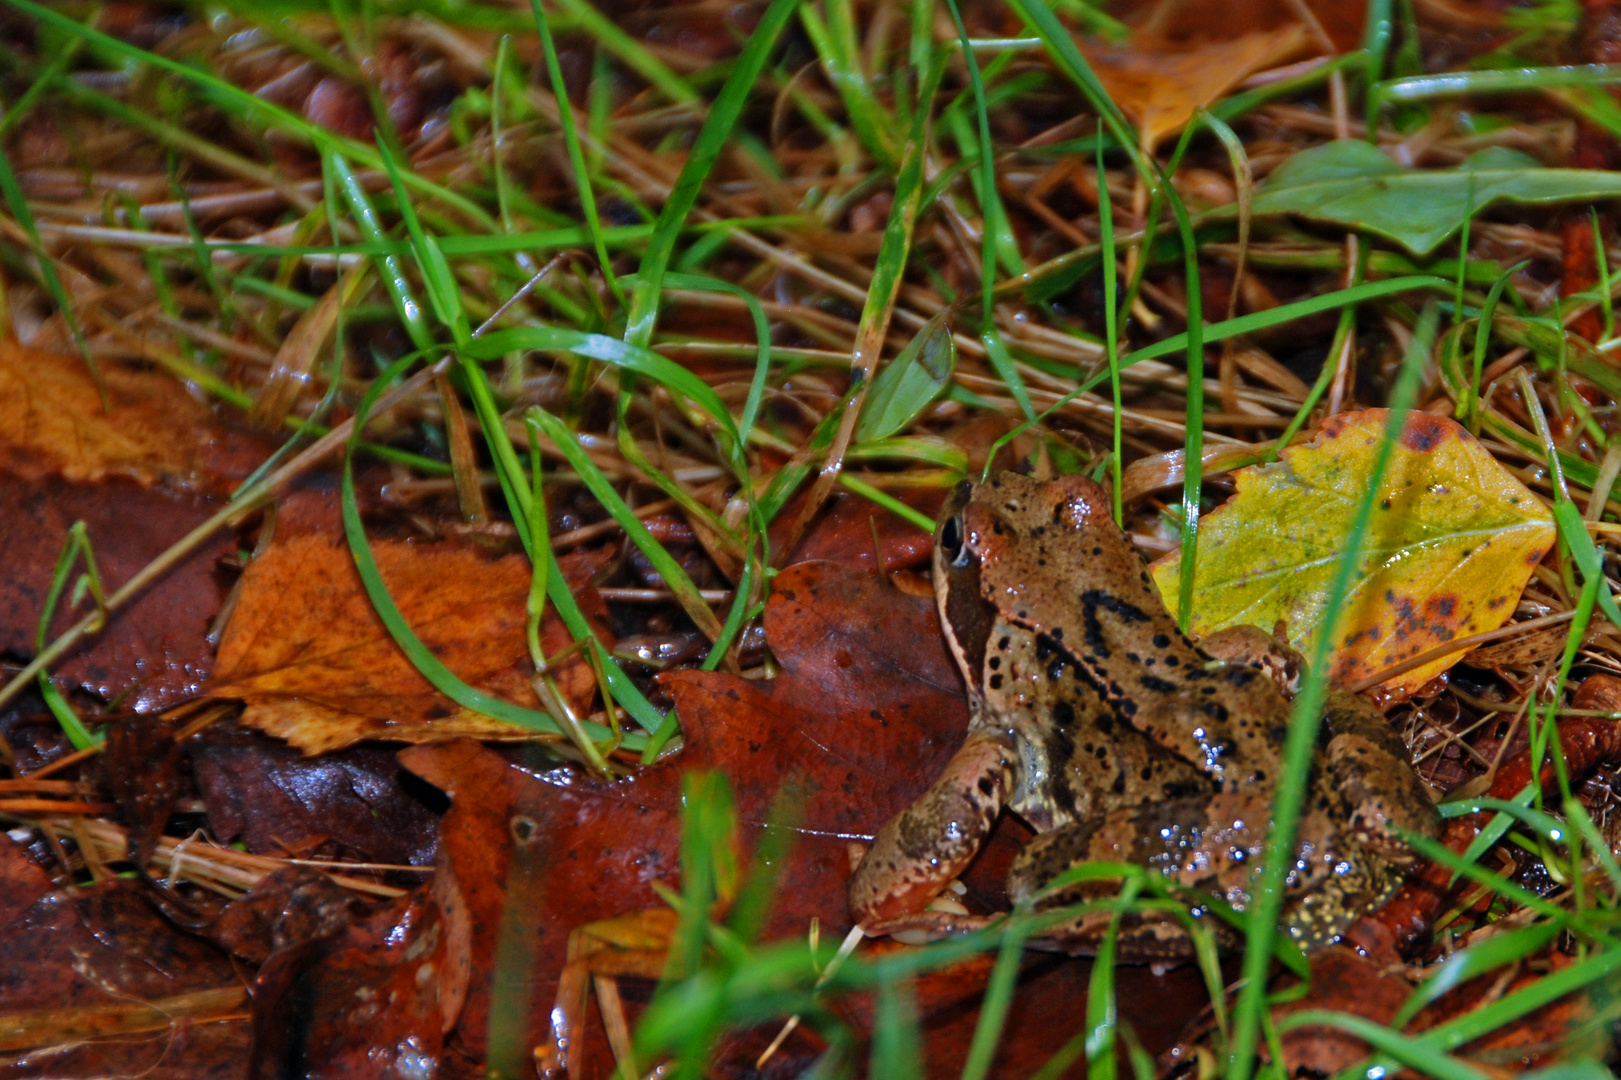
[849,728,1014,931]
[1003,813,1207,963]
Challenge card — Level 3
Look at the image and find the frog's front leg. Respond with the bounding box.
[849,727,1014,930]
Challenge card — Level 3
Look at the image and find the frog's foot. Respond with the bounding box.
[1197,625,1305,698]
[859,909,1006,945]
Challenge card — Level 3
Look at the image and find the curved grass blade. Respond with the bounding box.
[527,406,726,643]
[1279,1011,1489,1080]
[453,353,666,734]
[12,0,494,228]
[623,0,805,348]
[854,311,957,443]
[1227,303,1440,1080]
[0,146,98,399]
[528,0,626,311]
[464,326,744,454]
[341,357,639,748]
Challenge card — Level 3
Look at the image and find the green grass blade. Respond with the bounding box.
[871,976,925,1080]
[527,407,726,642]
[0,145,98,397]
[341,357,638,747]
[528,0,626,311]
[623,0,804,348]
[1279,1012,1489,1080]
[1227,303,1439,1080]
[958,920,1030,1080]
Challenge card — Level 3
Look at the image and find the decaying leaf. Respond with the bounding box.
[403,563,1208,1073]
[1082,23,1307,149]
[1151,410,1555,697]
[209,533,612,754]
[0,339,242,491]
[1247,142,1621,255]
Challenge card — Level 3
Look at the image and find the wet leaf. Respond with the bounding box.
[0,477,240,716]
[209,533,613,754]
[190,727,441,866]
[1249,142,1621,255]
[249,883,446,1077]
[1082,23,1306,149]
[404,563,1213,1073]
[0,340,268,493]
[0,882,248,1067]
[855,313,957,443]
[1151,409,1555,697]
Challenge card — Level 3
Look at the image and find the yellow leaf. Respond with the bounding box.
[1150,410,1555,698]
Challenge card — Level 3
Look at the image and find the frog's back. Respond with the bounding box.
[963,472,1287,792]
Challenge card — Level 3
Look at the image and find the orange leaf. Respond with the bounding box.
[209,534,609,754]
[1082,23,1307,150]
[0,340,234,491]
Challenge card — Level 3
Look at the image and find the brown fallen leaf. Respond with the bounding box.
[1082,23,1308,150]
[0,476,243,717]
[209,532,614,754]
[248,879,447,1077]
[404,563,1212,1077]
[0,339,268,493]
[0,881,250,1071]
[190,726,441,866]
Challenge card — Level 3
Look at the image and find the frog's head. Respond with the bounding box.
[934,471,1122,688]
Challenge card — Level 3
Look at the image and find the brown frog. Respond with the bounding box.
[848,472,1439,961]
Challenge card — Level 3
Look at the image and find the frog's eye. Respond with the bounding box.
[940,514,970,566]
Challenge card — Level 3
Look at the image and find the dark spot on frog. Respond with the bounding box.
[1200,685,1216,695]
[1140,674,1180,694]
[1141,766,1153,780]
[1095,714,1113,735]
[978,777,996,796]
[989,656,1001,670]
[1226,668,1255,686]
[1163,655,1179,667]
[1093,546,1103,556]
[1053,701,1076,727]
[425,704,452,719]
[1120,700,1138,716]
[749,740,762,753]
[990,674,1004,690]
[1112,772,1127,794]
[1200,703,1230,722]
[998,635,1011,649]
[1152,633,1171,648]
[1269,725,1287,745]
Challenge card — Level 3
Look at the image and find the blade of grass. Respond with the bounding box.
[871,976,925,1080]
[1097,140,1123,523]
[551,0,698,104]
[34,522,105,751]
[1227,302,1439,1080]
[341,356,639,748]
[528,0,626,311]
[527,406,726,643]
[958,919,1031,1080]
[0,145,98,400]
[622,0,804,349]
